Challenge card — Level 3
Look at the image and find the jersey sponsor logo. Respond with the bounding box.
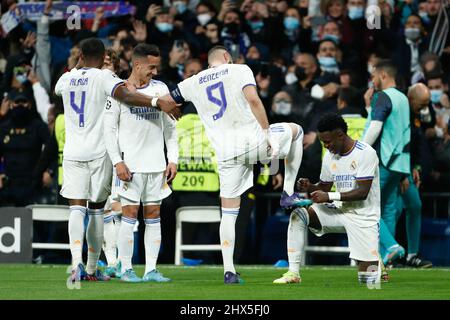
[129,106,160,120]
[332,174,356,189]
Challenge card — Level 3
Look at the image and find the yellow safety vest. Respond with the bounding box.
[54,114,65,186]
[172,114,220,192]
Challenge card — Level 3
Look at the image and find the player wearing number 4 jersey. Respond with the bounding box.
[273,114,381,285]
[54,38,177,283]
[104,44,178,283]
[156,45,306,284]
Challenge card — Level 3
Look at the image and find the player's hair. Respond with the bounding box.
[105,48,120,73]
[373,59,397,79]
[80,38,105,60]
[317,113,348,134]
[132,44,160,60]
[208,45,229,58]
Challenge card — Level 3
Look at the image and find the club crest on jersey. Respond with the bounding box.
[350,161,357,170]
[123,183,128,191]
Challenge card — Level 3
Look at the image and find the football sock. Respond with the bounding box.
[86,208,104,275]
[68,206,86,269]
[103,213,116,267]
[284,124,303,195]
[144,218,162,274]
[288,207,309,274]
[117,216,136,273]
[220,208,239,274]
[358,271,379,284]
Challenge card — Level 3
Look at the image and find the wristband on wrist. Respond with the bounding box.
[151,97,159,108]
[328,192,341,201]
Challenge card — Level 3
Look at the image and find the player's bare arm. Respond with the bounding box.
[113,85,177,113]
[310,179,373,203]
[242,84,269,129]
[297,178,333,194]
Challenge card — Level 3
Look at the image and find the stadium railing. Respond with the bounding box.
[257,192,352,265]
[174,206,222,265]
[26,204,71,250]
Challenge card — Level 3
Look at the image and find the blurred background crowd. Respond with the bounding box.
[0,0,449,266]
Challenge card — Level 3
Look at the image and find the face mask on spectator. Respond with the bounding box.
[323,34,340,45]
[419,11,430,24]
[224,22,240,35]
[295,66,307,81]
[430,89,443,104]
[347,6,364,20]
[156,22,174,33]
[174,1,187,14]
[319,56,337,68]
[11,105,32,123]
[15,73,28,85]
[249,20,264,31]
[367,64,374,74]
[283,17,300,31]
[285,72,298,85]
[274,101,292,115]
[197,13,212,26]
[405,28,421,41]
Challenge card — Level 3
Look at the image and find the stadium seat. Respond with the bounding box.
[174,206,222,265]
[27,204,71,250]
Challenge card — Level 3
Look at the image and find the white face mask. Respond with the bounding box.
[367,64,374,75]
[273,101,292,115]
[197,13,212,26]
[285,72,298,85]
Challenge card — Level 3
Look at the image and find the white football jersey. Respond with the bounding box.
[176,63,265,161]
[320,141,380,227]
[55,68,124,161]
[103,79,178,173]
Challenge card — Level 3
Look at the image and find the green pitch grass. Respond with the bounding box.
[0,264,449,300]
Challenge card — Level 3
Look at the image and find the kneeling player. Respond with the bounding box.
[274,114,381,285]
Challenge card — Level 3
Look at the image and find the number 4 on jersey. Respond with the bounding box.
[206,82,227,121]
[70,91,86,127]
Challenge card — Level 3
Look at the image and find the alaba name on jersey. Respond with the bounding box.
[55,68,124,161]
[320,140,381,226]
[175,63,266,161]
[104,79,178,173]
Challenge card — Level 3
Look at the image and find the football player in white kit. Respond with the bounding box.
[54,38,177,282]
[156,46,306,283]
[104,44,178,283]
[273,114,381,285]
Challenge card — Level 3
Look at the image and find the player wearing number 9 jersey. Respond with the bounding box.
[54,38,178,282]
[157,45,306,283]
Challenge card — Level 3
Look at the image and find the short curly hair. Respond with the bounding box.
[317,113,348,134]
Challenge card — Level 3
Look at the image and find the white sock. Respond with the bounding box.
[358,271,379,284]
[288,207,308,274]
[144,218,161,275]
[103,213,116,267]
[284,125,303,195]
[113,211,122,257]
[68,206,87,269]
[86,208,104,275]
[118,216,136,273]
[220,207,239,274]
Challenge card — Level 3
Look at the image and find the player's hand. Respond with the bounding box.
[116,162,132,182]
[165,162,177,183]
[27,68,39,84]
[297,178,311,192]
[272,173,283,190]
[168,107,182,120]
[157,98,178,114]
[310,190,329,203]
[412,168,421,188]
[400,176,410,194]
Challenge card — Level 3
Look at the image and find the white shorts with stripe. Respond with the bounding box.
[218,122,301,198]
[309,203,380,262]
